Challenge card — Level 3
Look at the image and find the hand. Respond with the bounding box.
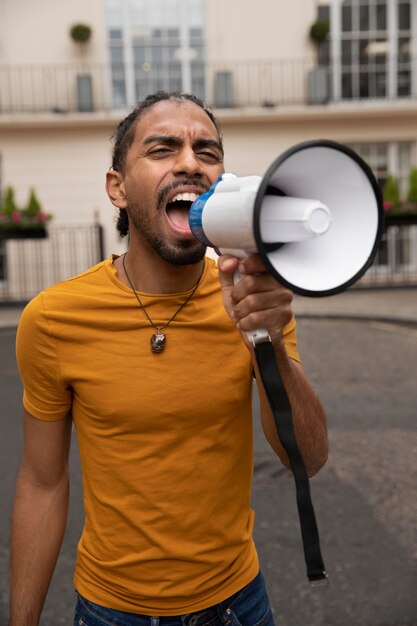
[217,253,294,348]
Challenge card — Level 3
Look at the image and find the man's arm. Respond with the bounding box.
[9,409,72,626]
[253,342,328,477]
[218,253,328,477]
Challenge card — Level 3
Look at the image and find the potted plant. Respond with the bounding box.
[383,171,417,226]
[69,22,94,112]
[309,19,330,47]
[70,23,92,45]
[0,186,51,239]
[382,174,400,211]
[308,18,331,104]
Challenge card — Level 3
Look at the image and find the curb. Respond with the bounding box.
[296,312,417,327]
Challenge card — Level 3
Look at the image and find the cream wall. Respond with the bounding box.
[0,0,107,64]
[206,0,317,61]
[1,0,416,276]
[2,104,417,258]
[219,109,417,176]
[0,123,126,257]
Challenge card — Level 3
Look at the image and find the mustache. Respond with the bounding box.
[156,179,209,211]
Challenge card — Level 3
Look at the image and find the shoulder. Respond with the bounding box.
[18,258,112,330]
[45,258,111,297]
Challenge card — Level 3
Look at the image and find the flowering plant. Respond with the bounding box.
[0,186,52,230]
[382,169,417,216]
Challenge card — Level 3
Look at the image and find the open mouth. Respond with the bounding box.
[165,192,199,234]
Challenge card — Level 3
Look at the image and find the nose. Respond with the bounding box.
[173,147,203,178]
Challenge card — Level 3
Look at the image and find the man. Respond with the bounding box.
[10,91,328,626]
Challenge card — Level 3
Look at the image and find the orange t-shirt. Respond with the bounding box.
[16,256,299,614]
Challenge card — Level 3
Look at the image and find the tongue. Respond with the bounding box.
[166,206,191,231]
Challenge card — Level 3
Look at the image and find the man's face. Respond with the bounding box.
[119,100,225,265]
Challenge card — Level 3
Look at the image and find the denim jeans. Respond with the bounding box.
[73,571,275,626]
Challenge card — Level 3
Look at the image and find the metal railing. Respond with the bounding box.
[0,223,104,303]
[357,222,417,289]
[0,58,415,114]
[0,222,415,305]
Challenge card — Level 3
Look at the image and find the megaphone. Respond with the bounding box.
[189,139,384,298]
[190,140,384,583]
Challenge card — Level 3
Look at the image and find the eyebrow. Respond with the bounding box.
[143,134,223,155]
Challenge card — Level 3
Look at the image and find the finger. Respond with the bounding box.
[236,305,293,337]
[218,254,239,275]
[233,289,292,324]
[239,253,269,276]
[217,254,239,290]
[217,256,240,322]
[232,273,281,302]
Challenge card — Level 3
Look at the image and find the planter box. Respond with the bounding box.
[0,227,48,240]
[384,214,417,227]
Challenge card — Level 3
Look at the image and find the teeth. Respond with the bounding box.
[171,192,198,203]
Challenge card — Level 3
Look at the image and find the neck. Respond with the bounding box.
[116,246,205,294]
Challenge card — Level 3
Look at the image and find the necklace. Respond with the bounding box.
[122,253,204,353]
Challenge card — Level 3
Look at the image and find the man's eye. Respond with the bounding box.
[198,151,221,163]
[149,148,172,157]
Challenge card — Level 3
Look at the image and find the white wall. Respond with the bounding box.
[206,0,317,62]
[0,124,126,257]
[219,110,417,176]
[0,0,107,64]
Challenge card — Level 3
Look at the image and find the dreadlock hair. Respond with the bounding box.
[110,91,224,238]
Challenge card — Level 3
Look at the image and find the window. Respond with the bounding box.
[334,0,413,100]
[348,141,412,196]
[349,141,414,269]
[109,29,126,106]
[104,0,206,108]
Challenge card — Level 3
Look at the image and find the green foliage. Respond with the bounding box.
[407,168,417,204]
[0,185,51,230]
[70,23,92,44]
[383,174,400,205]
[2,186,18,216]
[383,171,417,216]
[309,19,330,44]
[25,187,42,217]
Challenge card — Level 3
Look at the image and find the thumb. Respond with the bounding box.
[217,255,239,290]
[217,255,239,321]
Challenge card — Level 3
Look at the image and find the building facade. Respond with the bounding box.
[0,0,416,299]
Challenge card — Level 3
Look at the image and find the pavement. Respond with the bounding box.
[1,287,416,329]
[1,289,416,625]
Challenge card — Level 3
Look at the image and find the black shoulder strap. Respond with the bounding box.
[254,340,328,584]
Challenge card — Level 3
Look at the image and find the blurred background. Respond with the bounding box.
[0,1,416,625]
[0,0,416,301]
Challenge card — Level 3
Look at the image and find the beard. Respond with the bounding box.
[127,206,207,266]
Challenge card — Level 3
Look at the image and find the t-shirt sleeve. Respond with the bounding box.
[16,292,72,421]
[282,315,301,363]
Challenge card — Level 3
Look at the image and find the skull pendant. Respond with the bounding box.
[151,332,166,353]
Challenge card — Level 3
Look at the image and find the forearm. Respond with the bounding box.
[9,465,69,626]
[253,339,328,477]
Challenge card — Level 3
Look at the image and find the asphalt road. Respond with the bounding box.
[1,317,416,626]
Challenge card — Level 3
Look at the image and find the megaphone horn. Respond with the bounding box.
[189,139,384,298]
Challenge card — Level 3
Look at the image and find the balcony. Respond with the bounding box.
[0,57,415,116]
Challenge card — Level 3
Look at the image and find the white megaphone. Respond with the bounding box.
[190,141,383,580]
[189,140,384,300]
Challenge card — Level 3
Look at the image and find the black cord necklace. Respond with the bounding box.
[122,253,205,353]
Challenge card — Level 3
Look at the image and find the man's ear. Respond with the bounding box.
[106,169,128,209]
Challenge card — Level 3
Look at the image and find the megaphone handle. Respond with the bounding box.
[233,268,271,345]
